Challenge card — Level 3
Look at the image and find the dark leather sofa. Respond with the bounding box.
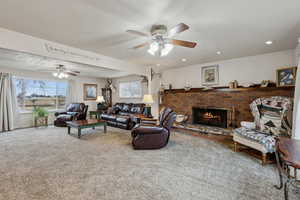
[101,103,145,130]
[131,107,176,149]
[54,103,88,127]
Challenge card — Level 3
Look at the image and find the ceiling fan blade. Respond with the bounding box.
[168,23,189,37]
[39,70,55,72]
[170,39,197,48]
[66,70,80,74]
[65,72,78,76]
[126,30,149,37]
[132,42,149,49]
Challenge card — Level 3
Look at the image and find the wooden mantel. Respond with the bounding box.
[164,86,295,94]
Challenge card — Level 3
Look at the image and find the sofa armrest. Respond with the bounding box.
[67,112,79,116]
[132,125,165,137]
[55,111,67,117]
[240,121,256,129]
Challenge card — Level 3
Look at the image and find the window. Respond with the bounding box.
[13,77,68,111]
[119,81,142,98]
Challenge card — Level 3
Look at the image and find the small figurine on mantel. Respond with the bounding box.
[229,80,238,89]
[260,80,271,87]
[184,81,192,91]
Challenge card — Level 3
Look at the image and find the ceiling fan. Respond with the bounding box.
[127,23,197,57]
[50,64,80,79]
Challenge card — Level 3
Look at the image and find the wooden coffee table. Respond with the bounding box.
[66,119,107,138]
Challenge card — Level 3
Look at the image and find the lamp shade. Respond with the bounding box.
[143,94,154,104]
[96,96,105,103]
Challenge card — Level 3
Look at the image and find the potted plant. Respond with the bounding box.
[33,107,49,127]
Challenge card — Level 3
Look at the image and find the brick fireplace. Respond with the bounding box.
[161,87,294,129]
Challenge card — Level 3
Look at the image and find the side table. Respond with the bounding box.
[89,110,104,119]
[140,117,157,125]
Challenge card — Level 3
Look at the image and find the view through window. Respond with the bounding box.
[13,77,68,111]
[119,81,142,98]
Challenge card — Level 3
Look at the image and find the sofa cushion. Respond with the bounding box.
[234,127,276,152]
[116,116,130,124]
[118,112,130,116]
[114,103,123,110]
[121,104,131,112]
[250,96,292,136]
[259,114,283,136]
[112,107,120,114]
[101,114,116,121]
[56,114,72,121]
[130,104,144,114]
[66,103,85,112]
[66,112,78,116]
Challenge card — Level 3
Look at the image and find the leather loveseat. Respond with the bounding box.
[54,103,88,127]
[100,103,145,130]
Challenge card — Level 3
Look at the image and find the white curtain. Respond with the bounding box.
[66,79,76,106]
[0,73,17,132]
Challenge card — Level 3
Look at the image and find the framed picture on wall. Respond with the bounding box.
[276,67,297,87]
[83,84,97,100]
[201,65,219,86]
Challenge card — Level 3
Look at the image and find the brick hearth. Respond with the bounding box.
[161,87,294,127]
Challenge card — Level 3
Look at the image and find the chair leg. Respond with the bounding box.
[234,141,238,152]
[262,153,267,165]
[284,179,289,200]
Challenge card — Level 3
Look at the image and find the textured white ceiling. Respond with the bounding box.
[0,48,129,78]
[0,0,300,71]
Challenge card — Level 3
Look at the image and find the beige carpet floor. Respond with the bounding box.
[0,126,298,200]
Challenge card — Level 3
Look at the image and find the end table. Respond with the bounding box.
[89,110,104,119]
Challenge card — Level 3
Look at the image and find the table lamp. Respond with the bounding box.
[96,96,105,110]
[143,94,154,117]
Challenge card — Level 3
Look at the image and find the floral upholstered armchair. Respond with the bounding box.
[233,96,293,165]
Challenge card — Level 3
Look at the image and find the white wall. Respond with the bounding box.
[112,75,148,104]
[293,43,300,139]
[161,50,296,89]
[0,67,106,129]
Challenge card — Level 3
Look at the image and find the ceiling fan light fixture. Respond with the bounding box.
[128,23,196,57]
[147,48,156,56]
[147,42,159,56]
[53,72,58,77]
[160,43,174,57]
[58,73,65,79]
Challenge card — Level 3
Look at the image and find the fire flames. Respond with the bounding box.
[203,112,221,120]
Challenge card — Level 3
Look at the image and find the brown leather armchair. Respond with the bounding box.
[54,103,88,127]
[131,107,176,149]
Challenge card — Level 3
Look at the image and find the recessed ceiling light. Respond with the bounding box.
[216,51,222,55]
[156,64,161,67]
[181,58,187,62]
[265,40,273,45]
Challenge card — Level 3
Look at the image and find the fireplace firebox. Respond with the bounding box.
[192,107,228,128]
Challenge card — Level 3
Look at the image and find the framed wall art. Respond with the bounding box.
[276,67,297,87]
[201,65,219,86]
[83,83,98,100]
